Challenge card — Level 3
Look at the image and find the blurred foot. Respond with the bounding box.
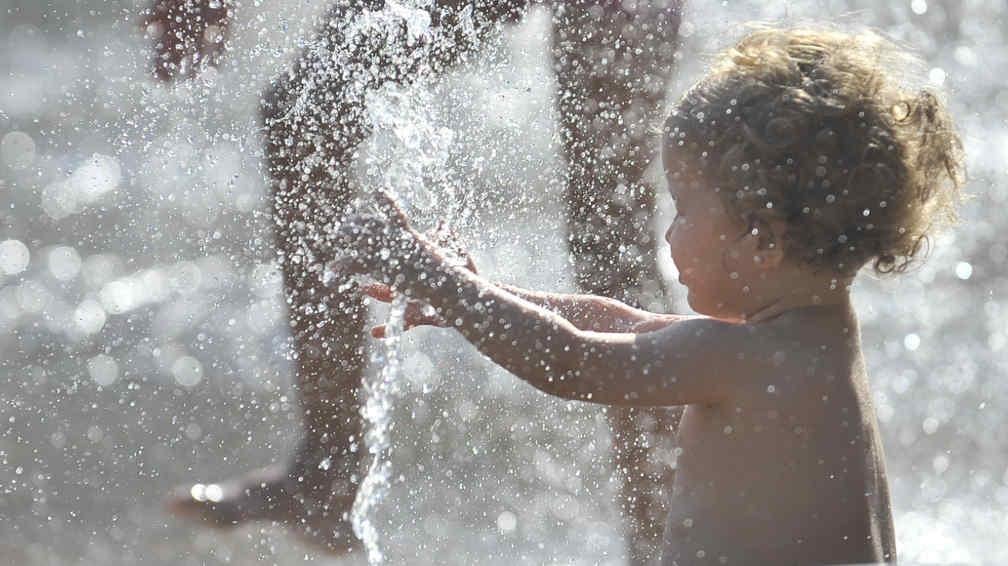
[165,447,360,554]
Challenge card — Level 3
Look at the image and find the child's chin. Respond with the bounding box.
[686,291,723,317]
[685,290,708,313]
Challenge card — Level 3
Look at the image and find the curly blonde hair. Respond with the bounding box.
[663,25,965,276]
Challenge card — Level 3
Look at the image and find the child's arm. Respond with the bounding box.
[495,284,684,333]
[364,281,683,335]
[334,195,759,407]
[406,263,752,406]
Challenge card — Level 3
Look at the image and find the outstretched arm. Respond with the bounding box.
[496,284,684,333]
[361,223,680,335]
[405,262,752,406]
[334,193,758,407]
[364,280,683,336]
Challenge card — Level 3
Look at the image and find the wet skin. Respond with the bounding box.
[332,188,896,564]
[662,306,896,565]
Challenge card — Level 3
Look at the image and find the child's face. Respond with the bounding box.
[664,170,759,319]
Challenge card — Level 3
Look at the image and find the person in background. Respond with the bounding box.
[146,0,686,562]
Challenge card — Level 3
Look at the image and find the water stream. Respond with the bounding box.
[352,294,408,563]
[339,4,462,561]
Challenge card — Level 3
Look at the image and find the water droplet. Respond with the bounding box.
[0,239,30,275]
[497,511,517,533]
[1,131,36,169]
[87,354,119,387]
[74,299,107,334]
[172,356,204,387]
[929,67,946,86]
[904,333,921,351]
[48,246,82,281]
[190,484,207,502]
[204,484,224,502]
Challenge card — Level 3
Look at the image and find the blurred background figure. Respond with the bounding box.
[147,1,684,562]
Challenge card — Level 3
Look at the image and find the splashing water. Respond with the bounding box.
[341,2,465,562]
[352,294,408,564]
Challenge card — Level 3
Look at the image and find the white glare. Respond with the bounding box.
[904,333,922,351]
[0,239,31,275]
[48,246,82,281]
[497,511,517,533]
[955,261,973,280]
[0,131,36,169]
[74,299,107,335]
[69,153,121,201]
[172,356,204,387]
[87,354,119,387]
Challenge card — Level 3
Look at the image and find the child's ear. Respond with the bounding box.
[739,215,787,271]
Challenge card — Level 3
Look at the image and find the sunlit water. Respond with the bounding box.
[1,1,1006,564]
[353,294,407,564]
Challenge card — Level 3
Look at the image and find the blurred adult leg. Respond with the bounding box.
[167,0,530,553]
[551,1,685,563]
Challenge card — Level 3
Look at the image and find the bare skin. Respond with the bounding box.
[150,0,685,562]
[333,189,896,564]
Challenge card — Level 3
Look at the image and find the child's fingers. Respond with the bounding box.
[374,189,411,228]
[404,308,446,328]
[463,254,478,274]
[402,307,427,328]
[325,253,371,278]
[360,282,394,302]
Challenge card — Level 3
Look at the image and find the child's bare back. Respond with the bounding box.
[665,305,895,564]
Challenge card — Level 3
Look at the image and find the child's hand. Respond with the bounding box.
[329,190,427,285]
[361,282,446,338]
[362,223,479,338]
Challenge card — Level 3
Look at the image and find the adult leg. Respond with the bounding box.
[550,1,684,563]
[166,0,530,553]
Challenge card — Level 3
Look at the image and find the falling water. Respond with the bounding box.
[339,3,462,562]
[352,294,408,564]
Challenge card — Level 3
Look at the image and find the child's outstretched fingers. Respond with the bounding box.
[329,212,401,279]
[361,282,394,302]
[428,221,478,273]
[370,299,446,339]
[374,189,413,230]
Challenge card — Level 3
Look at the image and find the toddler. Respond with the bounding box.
[334,26,964,565]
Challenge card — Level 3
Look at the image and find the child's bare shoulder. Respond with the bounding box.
[726,309,858,407]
